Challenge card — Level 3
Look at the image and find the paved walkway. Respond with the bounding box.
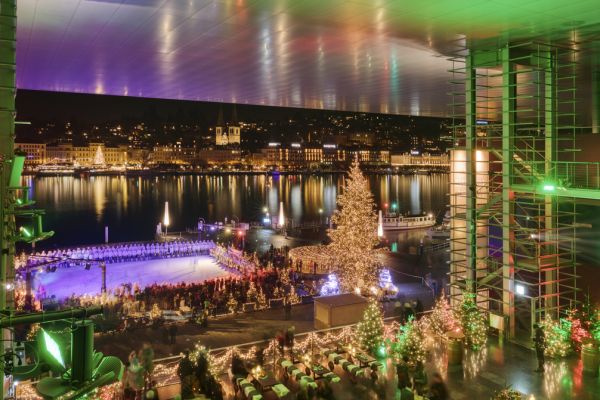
[423,337,599,400]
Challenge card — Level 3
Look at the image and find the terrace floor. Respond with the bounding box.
[96,300,600,399]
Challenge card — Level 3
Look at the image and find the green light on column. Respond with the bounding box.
[543,184,555,192]
[19,227,32,238]
[42,330,65,368]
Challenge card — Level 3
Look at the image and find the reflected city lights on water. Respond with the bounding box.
[25,174,447,246]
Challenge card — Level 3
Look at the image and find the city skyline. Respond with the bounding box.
[15,90,453,154]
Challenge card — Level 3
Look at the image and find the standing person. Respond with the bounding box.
[169,323,178,345]
[396,382,414,400]
[428,372,449,400]
[178,351,194,399]
[139,343,154,389]
[284,298,292,320]
[126,351,144,398]
[396,357,410,391]
[412,361,427,395]
[533,323,546,372]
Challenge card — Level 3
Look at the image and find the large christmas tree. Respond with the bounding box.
[328,158,380,292]
[356,299,385,354]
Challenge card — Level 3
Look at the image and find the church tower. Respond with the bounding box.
[227,104,241,145]
[215,106,226,145]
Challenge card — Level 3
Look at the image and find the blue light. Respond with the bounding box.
[379,268,398,294]
[262,217,271,224]
[320,274,340,296]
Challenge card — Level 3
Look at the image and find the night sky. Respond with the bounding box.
[16,89,430,125]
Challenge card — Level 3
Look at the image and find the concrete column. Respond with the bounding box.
[465,52,478,295]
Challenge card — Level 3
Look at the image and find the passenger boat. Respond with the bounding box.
[381,212,436,231]
[426,210,451,239]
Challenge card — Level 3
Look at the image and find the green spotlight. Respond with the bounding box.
[42,330,65,368]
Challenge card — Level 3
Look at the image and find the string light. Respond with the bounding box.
[389,316,426,367]
[356,299,385,354]
[540,317,571,358]
[328,158,381,292]
[457,292,487,351]
[422,295,459,336]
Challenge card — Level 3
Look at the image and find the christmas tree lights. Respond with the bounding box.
[328,158,381,292]
[356,299,385,355]
[287,285,301,305]
[458,292,487,350]
[390,316,426,367]
[540,317,572,358]
[246,281,258,303]
[257,288,268,310]
[423,295,459,336]
[226,293,238,314]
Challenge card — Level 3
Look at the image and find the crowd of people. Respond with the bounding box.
[21,240,216,268]
[50,250,314,333]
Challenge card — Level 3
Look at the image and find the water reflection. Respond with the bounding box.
[25,173,448,248]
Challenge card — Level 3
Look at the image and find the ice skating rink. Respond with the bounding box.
[34,255,230,300]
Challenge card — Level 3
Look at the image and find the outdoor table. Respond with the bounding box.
[252,372,279,392]
[355,352,375,368]
[271,383,290,399]
[308,363,328,379]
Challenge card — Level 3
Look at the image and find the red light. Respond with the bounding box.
[238,230,243,236]
[384,203,388,208]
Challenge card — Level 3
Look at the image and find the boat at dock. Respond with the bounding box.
[381,212,436,231]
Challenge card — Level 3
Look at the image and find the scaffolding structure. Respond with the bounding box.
[448,40,597,341]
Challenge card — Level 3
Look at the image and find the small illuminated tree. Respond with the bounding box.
[423,295,459,336]
[328,158,380,292]
[226,294,238,314]
[540,316,571,358]
[457,292,487,350]
[356,299,385,355]
[257,288,268,310]
[246,281,258,303]
[390,317,426,367]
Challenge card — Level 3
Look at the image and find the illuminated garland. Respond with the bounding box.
[356,299,385,354]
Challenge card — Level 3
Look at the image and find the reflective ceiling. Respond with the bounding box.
[16,0,600,116]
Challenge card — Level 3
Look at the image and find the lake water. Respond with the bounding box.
[23,173,449,249]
